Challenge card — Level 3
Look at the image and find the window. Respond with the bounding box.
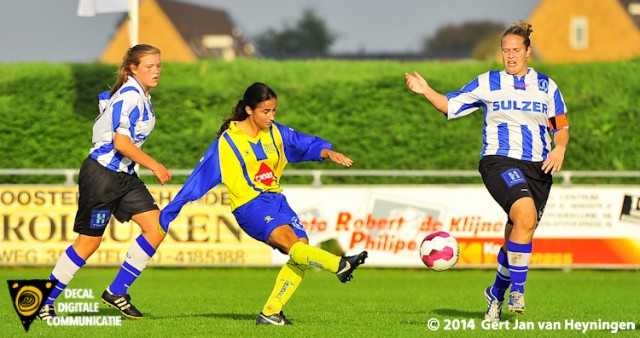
[570,16,589,50]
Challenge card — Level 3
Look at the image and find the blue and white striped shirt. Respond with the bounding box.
[89,77,155,174]
[446,68,568,162]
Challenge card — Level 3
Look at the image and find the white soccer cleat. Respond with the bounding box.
[508,291,526,314]
[483,287,503,322]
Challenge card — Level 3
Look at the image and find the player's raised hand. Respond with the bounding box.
[404,71,449,114]
[405,71,430,95]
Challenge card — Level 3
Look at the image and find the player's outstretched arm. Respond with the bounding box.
[405,71,449,115]
[114,133,172,184]
[321,148,353,167]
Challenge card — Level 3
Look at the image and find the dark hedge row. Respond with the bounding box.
[0,59,638,184]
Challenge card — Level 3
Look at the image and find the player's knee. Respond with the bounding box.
[268,225,299,253]
[510,199,536,225]
[73,237,101,257]
[512,211,536,228]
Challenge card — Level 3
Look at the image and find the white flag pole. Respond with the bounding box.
[128,0,139,46]
[77,0,130,17]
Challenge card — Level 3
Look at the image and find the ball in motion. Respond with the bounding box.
[419,231,459,271]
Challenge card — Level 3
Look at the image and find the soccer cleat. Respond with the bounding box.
[336,251,368,283]
[508,291,526,314]
[256,311,292,326]
[37,304,57,320]
[483,286,503,322]
[101,287,143,319]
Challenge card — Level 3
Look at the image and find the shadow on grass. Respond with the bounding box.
[395,308,488,325]
[432,308,484,319]
[433,308,527,323]
[144,311,256,321]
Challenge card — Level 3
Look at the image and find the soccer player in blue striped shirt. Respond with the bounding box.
[405,21,569,322]
[38,44,172,320]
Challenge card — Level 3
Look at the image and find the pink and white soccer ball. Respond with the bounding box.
[419,231,459,271]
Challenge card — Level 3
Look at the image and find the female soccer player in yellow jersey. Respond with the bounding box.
[160,82,367,326]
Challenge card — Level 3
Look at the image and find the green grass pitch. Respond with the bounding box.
[1,267,638,337]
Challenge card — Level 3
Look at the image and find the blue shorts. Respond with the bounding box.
[232,193,307,246]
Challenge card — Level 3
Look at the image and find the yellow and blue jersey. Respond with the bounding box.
[160,121,331,230]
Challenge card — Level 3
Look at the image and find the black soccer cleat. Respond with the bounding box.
[101,287,143,319]
[336,251,368,283]
[256,311,293,326]
[37,304,57,320]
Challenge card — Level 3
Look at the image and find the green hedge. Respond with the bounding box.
[0,59,638,184]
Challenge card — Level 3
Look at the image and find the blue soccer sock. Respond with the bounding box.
[46,246,86,305]
[108,235,156,295]
[490,247,511,301]
[507,240,532,294]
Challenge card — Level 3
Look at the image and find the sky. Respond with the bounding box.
[0,0,539,63]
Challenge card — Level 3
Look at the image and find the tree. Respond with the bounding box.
[472,33,503,61]
[254,8,337,59]
[422,21,504,60]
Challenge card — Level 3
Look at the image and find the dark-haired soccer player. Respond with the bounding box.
[160,82,367,326]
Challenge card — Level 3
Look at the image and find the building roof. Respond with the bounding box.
[619,0,640,28]
[157,0,237,40]
[155,0,251,59]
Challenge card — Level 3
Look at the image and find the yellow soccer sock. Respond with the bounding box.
[262,259,306,316]
[289,241,341,273]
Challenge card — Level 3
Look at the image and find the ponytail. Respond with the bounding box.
[217,100,249,137]
[216,83,277,137]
